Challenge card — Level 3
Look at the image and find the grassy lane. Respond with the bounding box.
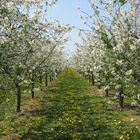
[0,68,140,139]
[20,68,140,140]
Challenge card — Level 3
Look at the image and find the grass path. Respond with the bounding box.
[0,68,140,140]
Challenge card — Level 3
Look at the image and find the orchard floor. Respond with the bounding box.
[0,68,140,140]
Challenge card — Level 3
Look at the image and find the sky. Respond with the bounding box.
[47,0,92,55]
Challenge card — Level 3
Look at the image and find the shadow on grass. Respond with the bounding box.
[124,103,140,112]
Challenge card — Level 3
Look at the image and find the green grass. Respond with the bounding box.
[0,68,140,139]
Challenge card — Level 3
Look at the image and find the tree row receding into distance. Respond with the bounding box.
[73,0,140,109]
[0,0,71,112]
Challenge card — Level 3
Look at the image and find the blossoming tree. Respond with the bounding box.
[74,0,140,109]
[0,0,71,112]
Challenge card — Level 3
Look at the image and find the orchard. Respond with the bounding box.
[0,0,140,139]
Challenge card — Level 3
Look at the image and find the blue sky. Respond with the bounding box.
[47,0,91,54]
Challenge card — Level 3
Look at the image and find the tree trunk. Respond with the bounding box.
[31,81,35,99]
[45,73,48,87]
[50,75,52,82]
[119,86,124,109]
[88,74,91,83]
[82,73,84,78]
[91,73,94,86]
[39,75,42,91]
[52,76,54,81]
[105,89,109,97]
[84,75,86,80]
[31,73,35,99]
[98,85,101,89]
[16,83,21,112]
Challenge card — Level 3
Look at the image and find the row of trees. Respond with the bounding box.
[73,0,140,109]
[0,0,71,112]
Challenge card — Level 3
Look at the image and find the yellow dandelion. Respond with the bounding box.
[120,135,124,140]
[127,134,129,136]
